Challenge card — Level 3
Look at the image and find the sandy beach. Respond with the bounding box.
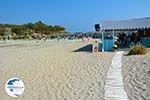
[0,40,113,100]
[122,50,150,100]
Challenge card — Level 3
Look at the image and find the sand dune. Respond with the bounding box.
[0,40,113,100]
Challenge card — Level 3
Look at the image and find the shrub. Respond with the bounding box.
[128,45,147,55]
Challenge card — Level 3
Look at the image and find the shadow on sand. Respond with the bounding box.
[73,44,92,53]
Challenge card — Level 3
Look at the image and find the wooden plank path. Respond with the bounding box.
[105,51,128,100]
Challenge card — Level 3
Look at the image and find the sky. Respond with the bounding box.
[0,0,150,32]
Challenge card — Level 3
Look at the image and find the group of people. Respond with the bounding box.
[117,32,141,47]
[76,34,89,41]
[57,34,90,42]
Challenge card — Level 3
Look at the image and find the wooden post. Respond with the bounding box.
[102,31,104,52]
[113,29,115,45]
[146,71,150,100]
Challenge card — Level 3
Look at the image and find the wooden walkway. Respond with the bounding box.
[105,51,128,100]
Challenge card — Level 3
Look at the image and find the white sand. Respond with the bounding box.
[122,50,150,100]
[0,40,113,100]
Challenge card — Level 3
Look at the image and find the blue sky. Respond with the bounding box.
[0,0,150,32]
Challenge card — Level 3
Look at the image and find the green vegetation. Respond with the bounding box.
[0,21,66,39]
[128,44,147,55]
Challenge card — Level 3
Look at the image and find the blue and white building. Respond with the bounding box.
[100,18,150,51]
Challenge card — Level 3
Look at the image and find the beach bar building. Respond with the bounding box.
[101,18,150,51]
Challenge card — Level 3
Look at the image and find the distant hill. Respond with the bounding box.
[0,21,66,36]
